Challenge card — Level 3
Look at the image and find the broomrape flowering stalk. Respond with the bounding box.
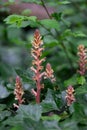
[77,44,87,76]
[31,29,45,103]
[65,85,75,106]
[31,30,55,103]
[14,76,24,108]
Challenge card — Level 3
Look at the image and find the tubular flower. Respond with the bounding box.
[31,29,45,103]
[14,76,24,108]
[32,29,43,49]
[45,63,56,82]
[77,44,87,76]
[65,85,75,106]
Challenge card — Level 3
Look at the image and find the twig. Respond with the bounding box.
[40,0,52,19]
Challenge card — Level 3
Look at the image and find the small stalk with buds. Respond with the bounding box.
[65,85,75,106]
[14,76,24,108]
[77,44,87,76]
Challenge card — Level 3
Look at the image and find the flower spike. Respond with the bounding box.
[31,29,45,103]
[14,76,24,108]
[77,44,87,76]
[65,85,75,106]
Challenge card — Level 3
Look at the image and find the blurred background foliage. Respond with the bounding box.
[0,0,87,130]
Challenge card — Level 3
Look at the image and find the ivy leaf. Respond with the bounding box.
[4,117,47,130]
[73,103,86,121]
[43,120,61,130]
[0,84,10,98]
[41,89,58,112]
[17,104,42,121]
[40,19,59,29]
[0,110,11,121]
[0,104,6,112]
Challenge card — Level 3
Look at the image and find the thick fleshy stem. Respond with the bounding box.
[77,44,87,76]
[31,30,45,103]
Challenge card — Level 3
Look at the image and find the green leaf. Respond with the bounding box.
[41,114,61,121]
[0,104,6,112]
[27,16,37,22]
[4,15,25,27]
[40,19,59,29]
[4,112,58,130]
[62,29,73,37]
[0,110,11,121]
[59,119,78,130]
[4,15,24,24]
[76,85,87,95]
[17,104,42,121]
[57,1,70,5]
[77,76,86,85]
[0,84,10,98]
[43,120,61,130]
[52,12,62,21]
[64,74,77,87]
[73,103,86,121]
[3,115,23,126]
[22,9,31,16]
[10,125,25,130]
[4,15,37,28]
[73,31,87,37]
[15,68,33,84]
[41,89,58,112]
